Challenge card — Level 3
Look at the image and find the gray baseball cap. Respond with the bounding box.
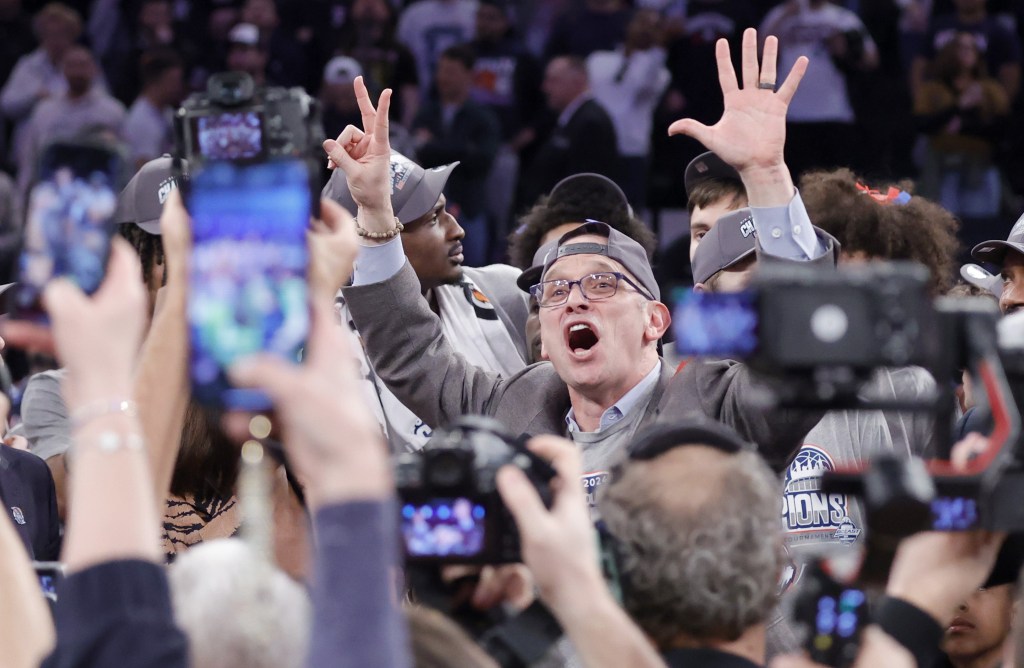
[684,151,741,200]
[114,155,188,235]
[960,263,1002,297]
[322,150,458,225]
[534,221,660,301]
[972,211,1024,266]
[516,240,559,292]
[691,208,757,285]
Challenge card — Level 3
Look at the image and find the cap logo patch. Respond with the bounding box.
[739,217,756,238]
[157,176,178,204]
[390,158,414,194]
[557,242,609,259]
[966,265,988,279]
[696,162,709,174]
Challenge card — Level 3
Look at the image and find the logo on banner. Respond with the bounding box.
[782,446,861,546]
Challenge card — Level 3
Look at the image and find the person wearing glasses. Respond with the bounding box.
[330,31,838,480]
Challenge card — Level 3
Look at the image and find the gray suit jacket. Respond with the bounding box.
[344,235,839,457]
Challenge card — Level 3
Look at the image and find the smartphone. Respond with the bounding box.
[187,159,310,409]
[14,141,123,320]
[672,289,759,358]
[795,560,868,668]
[401,496,488,559]
[32,561,64,603]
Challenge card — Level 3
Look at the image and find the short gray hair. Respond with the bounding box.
[599,446,784,647]
[169,539,311,668]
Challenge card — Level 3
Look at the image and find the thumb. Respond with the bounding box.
[42,277,87,324]
[228,354,302,404]
[667,118,710,143]
[497,465,548,532]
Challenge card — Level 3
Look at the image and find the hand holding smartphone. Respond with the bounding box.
[14,140,124,320]
[187,159,311,409]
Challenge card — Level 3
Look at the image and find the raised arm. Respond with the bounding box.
[134,190,190,514]
[326,77,509,427]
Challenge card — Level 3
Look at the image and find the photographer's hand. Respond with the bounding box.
[668,28,807,207]
[497,436,665,668]
[322,76,396,244]
[308,199,360,303]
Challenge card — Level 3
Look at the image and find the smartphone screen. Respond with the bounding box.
[15,142,122,319]
[401,497,488,559]
[187,160,310,409]
[672,289,759,358]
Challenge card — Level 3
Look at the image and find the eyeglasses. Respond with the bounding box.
[530,272,654,308]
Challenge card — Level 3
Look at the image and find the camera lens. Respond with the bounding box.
[426,450,467,488]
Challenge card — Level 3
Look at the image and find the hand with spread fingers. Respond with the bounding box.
[668,27,808,206]
[322,76,395,239]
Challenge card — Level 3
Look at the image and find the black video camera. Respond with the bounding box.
[395,416,555,564]
[174,72,323,169]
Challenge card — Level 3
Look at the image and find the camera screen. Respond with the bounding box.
[194,111,263,161]
[17,143,121,316]
[672,290,759,357]
[813,588,866,643]
[187,160,309,409]
[401,497,487,558]
[931,496,979,531]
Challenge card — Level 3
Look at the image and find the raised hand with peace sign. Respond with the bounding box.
[322,76,397,242]
[669,28,808,207]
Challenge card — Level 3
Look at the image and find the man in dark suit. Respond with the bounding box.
[412,44,501,266]
[0,436,61,561]
[521,55,620,206]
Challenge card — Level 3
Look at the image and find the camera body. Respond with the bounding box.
[395,416,555,564]
[174,72,323,170]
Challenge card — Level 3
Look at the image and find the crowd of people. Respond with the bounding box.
[1,0,1024,667]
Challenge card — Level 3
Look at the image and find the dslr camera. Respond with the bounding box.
[395,417,555,564]
[174,72,323,170]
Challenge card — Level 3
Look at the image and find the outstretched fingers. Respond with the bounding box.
[760,35,779,88]
[776,55,809,105]
[715,37,739,96]
[353,76,377,132]
[741,27,760,89]
[373,88,392,151]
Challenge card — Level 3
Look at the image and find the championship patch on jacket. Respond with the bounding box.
[582,471,609,507]
[782,446,861,548]
[461,283,499,321]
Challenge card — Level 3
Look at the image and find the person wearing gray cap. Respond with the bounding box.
[323,147,529,453]
[684,150,747,264]
[326,31,841,482]
[971,211,1024,315]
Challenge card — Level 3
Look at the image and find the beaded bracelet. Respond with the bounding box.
[70,399,139,430]
[356,217,404,240]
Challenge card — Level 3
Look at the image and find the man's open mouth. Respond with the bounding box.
[567,322,599,354]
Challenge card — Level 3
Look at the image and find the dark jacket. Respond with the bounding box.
[413,99,500,219]
[0,446,60,560]
[523,98,620,206]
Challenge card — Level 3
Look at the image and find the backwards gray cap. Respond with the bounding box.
[972,211,1024,266]
[322,149,458,225]
[113,154,188,235]
[533,221,660,301]
[516,240,559,292]
[684,151,741,200]
[691,208,757,286]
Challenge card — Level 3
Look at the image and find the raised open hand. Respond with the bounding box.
[322,76,393,215]
[668,28,807,175]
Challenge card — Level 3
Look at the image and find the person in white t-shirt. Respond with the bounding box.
[586,9,670,208]
[759,0,879,178]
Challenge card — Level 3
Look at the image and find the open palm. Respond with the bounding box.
[669,28,808,173]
